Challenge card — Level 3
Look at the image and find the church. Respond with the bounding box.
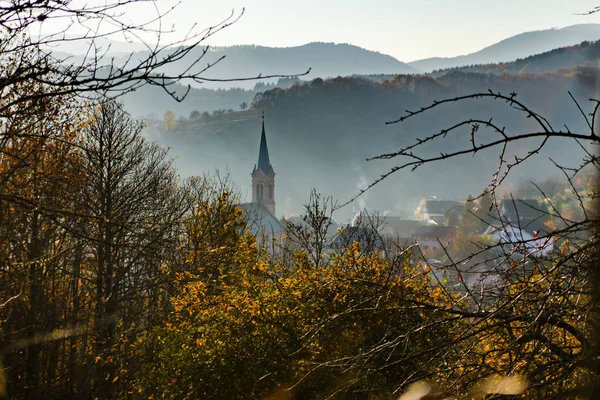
[238,115,286,241]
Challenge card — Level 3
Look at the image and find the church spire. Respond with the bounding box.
[251,112,276,216]
[255,112,273,175]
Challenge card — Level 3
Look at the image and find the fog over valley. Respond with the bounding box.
[132,31,600,221]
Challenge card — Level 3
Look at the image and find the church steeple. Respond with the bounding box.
[253,113,274,175]
[251,113,276,215]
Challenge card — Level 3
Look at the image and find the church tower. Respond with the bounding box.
[251,114,276,215]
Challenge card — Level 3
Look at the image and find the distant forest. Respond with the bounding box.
[430,39,600,76]
[131,39,600,119]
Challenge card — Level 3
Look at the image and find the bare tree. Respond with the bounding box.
[64,100,187,397]
[284,190,337,268]
[331,90,600,398]
[0,1,308,109]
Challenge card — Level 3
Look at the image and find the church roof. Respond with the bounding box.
[239,202,285,236]
[253,116,274,175]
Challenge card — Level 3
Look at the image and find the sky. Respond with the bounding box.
[77,0,600,62]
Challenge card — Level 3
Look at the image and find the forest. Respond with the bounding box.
[2,91,598,399]
[0,1,599,399]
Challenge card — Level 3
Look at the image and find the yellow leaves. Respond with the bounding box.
[149,220,460,398]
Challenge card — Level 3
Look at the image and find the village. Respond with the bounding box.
[241,116,560,282]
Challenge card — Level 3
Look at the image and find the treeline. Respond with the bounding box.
[0,96,186,398]
[125,39,600,124]
[251,65,597,110]
[429,39,600,77]
[124,77,303,119]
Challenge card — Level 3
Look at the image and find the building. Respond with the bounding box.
[239,202,285,239]
[239,115,285,243]
[477,198,554,256]
[483,215,554,257]
[413,225,457,255]
[251,113,276,215]
[378,217,426,245]
[422,200,463,225]
[498,198,545,225]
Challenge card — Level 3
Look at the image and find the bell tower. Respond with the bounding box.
[251,113,276,215]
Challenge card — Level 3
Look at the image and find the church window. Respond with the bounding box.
[257,184,264,201]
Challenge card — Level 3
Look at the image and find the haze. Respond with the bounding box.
[54,0,599,61]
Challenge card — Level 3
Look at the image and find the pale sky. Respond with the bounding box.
[50,0,600,61]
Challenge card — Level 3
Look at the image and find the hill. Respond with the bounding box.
[169,42,417,89]
[409,24,600,73]
[120,41,418,115]
[124,81,269,118]
[429,39,600,77]
[56,42,417,91]
[125,38,600,121]
[148,67,597,221]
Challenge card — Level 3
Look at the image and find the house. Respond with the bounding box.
[422,200,463,225]
[478,197,554,257]
[499,198,545,224]
[413,225,457,254]
[378,217,425,245]
[484,218,554,257]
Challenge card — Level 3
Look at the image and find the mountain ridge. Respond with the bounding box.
[428,39,600,77]
[50,24,600,91]
[408,24,600,73]
[51,41,418,90]
[124,36,600,118]
[168,42,418,89]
